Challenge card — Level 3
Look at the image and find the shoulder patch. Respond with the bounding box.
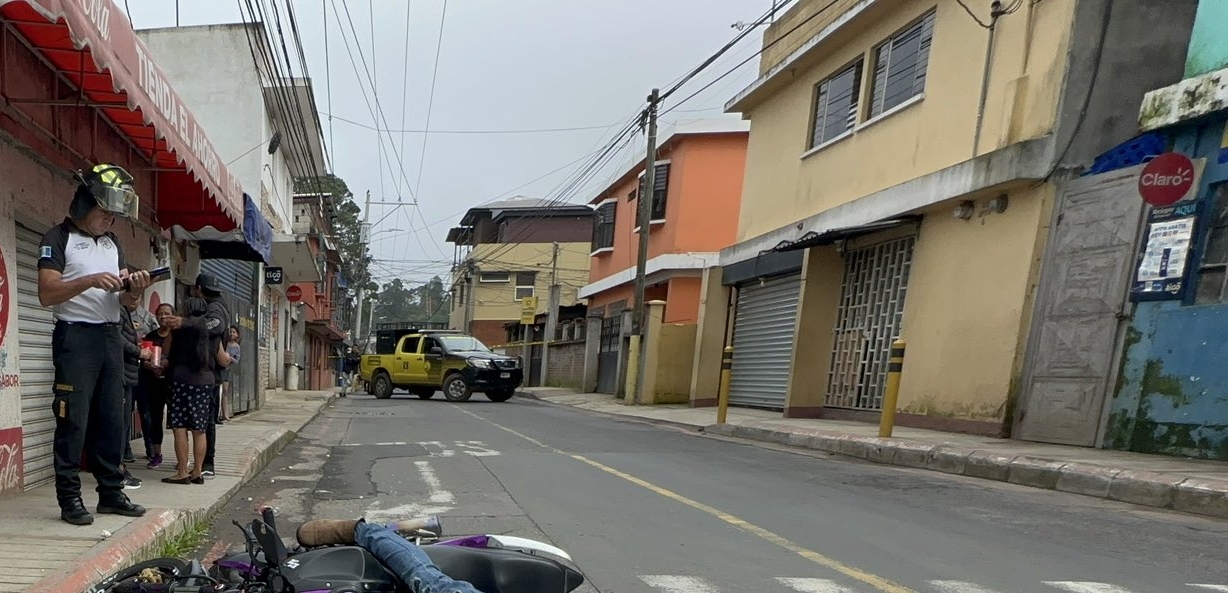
[39,245,52,259]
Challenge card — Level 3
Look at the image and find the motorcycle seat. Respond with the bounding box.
[422,545,585,593]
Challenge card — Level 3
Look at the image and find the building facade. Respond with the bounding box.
[447,198,592,348]
[1058,0,1228,459]
[0,1,252,492]
[291,193,348,391]
[693,0,1197,434]
[139,22,329,396]
[579,119,749,396]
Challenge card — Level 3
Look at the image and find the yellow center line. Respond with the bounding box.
[454,407,920,593]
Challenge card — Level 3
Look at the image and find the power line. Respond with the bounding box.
[319,112,619,135]
[659,0,793,101]
[413,0,450,199]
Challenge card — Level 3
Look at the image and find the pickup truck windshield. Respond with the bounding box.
[439,336,491,353]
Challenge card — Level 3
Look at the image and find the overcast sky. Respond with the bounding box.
[124,1,772,284]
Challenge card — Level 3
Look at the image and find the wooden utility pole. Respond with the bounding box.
[631,89,660,405]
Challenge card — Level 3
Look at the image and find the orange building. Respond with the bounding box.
[288,193,348,391]
[580,119,749,395]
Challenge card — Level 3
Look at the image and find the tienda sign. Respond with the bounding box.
[1138,152,1195,207]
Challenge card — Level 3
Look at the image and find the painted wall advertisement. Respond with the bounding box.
[1131,201,1199,301]
[0,231,21,493]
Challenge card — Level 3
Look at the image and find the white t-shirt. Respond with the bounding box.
[38,218,125,324]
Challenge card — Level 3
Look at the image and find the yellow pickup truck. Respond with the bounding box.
[359,328,523,402]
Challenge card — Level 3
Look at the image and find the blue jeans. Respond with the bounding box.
[356,521,482,593]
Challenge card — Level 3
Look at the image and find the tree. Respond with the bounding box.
[293,174,372,330]
[369,275,450,326]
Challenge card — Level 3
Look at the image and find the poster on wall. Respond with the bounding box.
[1130,201,1199,301]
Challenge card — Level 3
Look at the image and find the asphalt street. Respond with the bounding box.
[201,392,1228,593]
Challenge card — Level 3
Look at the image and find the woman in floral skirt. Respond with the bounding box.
[161,297,215,485]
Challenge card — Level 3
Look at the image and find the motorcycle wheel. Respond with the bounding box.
[91,558,191,592]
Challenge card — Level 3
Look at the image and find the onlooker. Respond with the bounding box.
[139,303,174,468]
[341,346,361,397]
[163,273,229,479]
[217,325,241,422]
[120,290,157,465]
[161,297,213,484]
[37,163,151,525]
[118,290,151,489]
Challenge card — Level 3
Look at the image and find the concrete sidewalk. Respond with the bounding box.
[0,389,335,593]
[522,388,1228,521]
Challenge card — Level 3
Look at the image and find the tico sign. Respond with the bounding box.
[1138,152,1196,207]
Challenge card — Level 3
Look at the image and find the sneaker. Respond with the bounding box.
[202,468,216,478]
[122,453,136,464]
[122,475,142,490]
[61,499,93,526]
[147,454,163,469]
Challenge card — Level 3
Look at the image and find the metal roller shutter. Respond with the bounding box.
[728,274,801,409]
[16,224,56,489]
[200,259,259,413]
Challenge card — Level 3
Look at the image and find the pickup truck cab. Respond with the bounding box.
[360,329,523,402]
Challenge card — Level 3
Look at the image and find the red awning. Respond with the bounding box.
[0,0,242,232]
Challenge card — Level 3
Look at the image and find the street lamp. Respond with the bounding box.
[370,228,404,240]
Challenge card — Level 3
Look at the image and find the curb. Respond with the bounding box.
[30,394,334,593]
[703,423,1228,520]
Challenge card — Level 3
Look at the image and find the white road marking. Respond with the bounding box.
[776,577,856,592]
[639,575,723,593]
[455,441,501,456]
[1190,586,1228,592]
[930,581,1006,593]
[363,460,455,521]
[1044,583,1135,593]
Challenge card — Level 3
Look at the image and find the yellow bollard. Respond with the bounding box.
[879,339,906,438]
[716,346,733,424]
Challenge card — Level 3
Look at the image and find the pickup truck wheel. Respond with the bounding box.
[412,388,435,400]
[373,372,394,400]
[443,375,472,402]
[486,389,514,402]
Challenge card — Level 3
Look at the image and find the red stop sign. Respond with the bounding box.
[1138,152,1195,207]
[286,285,303,303]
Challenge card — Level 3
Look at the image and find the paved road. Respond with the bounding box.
[201,392,1228,593]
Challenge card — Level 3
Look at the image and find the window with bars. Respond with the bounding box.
[810,61,862,148]
[515,272,536,300]
[592,201,616,252]
[869,11,935,118]
[1196,184,1228,304]
[636,162,671,225]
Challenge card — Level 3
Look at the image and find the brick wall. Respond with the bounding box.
[471,319,512,349]
[545,341,586,390]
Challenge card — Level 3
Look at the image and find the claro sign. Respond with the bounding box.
[1138,152,1198,207]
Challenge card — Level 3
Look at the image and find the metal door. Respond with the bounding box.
[16,224,56,489]
[529,343,543,387]
[595,315,622,394]
[1016,166,1145,446]
[728,274,802,409]
[200,259,258,414]
[826,236,915,410]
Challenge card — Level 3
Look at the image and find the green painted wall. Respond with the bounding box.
[1186,0,1228,77]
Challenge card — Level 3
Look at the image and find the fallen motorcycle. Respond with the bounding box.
[90,507,585,593]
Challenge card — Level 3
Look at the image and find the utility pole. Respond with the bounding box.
[631,89,660,405]
[354,190,371,345]
[541,242,561,387]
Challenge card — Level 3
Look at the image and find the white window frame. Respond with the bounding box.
[514,272,536,301]
[479,271,510,283]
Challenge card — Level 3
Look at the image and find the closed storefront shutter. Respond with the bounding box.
[16,224,56,489]
[200,259,259,413]
[728,274,801,409]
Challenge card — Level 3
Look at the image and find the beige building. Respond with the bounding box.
[447,198,592,348]
[691,0,1196,436]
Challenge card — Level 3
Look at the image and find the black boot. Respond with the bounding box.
[61,499,94,525]
[98,493,147,517]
